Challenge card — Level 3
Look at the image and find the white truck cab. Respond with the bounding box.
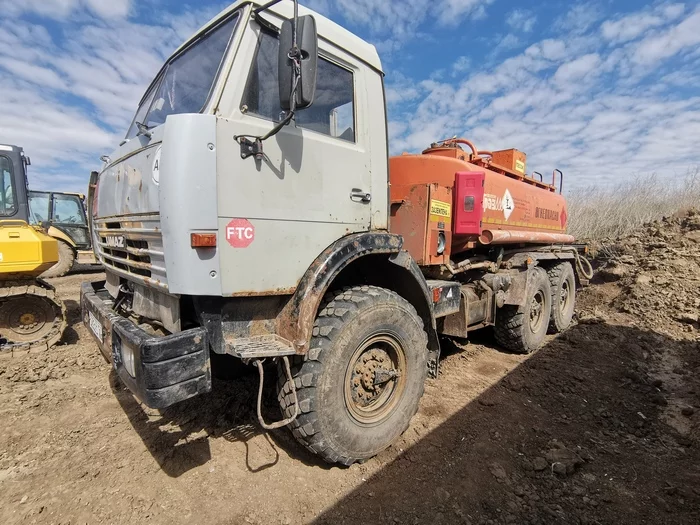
[91,1,387,299]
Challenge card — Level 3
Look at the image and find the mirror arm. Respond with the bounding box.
[236,0,303,161]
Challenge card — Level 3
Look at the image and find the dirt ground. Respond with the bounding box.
[1,212,699,525]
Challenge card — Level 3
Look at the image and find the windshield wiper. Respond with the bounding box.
[135,121,153,139]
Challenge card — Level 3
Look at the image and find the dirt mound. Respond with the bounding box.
[592,209,700,331]
[320,211,700,525]
[1,217,699,525]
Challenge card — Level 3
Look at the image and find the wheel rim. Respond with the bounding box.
[559,279,573,314]
[344,333,407,425]
[0,296,56,343]
[529,290,546,334]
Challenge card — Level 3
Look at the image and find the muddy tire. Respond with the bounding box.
[277,286,428,465]
[495,267,552,354]
[547,262,576,333]
[41,241,75,278]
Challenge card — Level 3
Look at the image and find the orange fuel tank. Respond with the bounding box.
[389,139,571,265]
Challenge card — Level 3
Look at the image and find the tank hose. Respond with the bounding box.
[253,357,299,430]
[574,251,594,281]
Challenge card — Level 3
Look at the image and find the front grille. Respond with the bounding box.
[94,214,168,290]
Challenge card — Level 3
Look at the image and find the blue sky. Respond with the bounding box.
[0,0,699,193]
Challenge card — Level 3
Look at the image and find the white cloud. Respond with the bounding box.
[389,5,700,190]
[437,0,495,26]
[553,53,601,85]
[555,3,602,35]
[601,3,685,44]
[0,7,219,191]
[451,56,472,77]
[310,0,496,53]
[0,0,131,19]
[1,0,698,195]
[631,7,700,65]
[490,34,522,57]
[506,9,537,33]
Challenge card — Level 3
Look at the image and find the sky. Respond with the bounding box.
[0,0,699,193]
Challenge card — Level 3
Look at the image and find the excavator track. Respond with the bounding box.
[0,279,67,353]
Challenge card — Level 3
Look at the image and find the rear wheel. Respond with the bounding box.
[547,262,576,333]
[277,286,428,465]
[495,267,552,354]
[42,241,75,278]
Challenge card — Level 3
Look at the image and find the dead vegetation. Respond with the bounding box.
[567,169,700,244]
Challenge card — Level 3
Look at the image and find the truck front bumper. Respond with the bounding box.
[81,281,211,409]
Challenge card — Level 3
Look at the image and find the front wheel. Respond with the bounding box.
[277,286,428,465]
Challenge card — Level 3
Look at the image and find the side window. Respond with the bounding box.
[0,156,17,217]
[28,192,50,224]
[52,194,84,224]
[242,31,356,142]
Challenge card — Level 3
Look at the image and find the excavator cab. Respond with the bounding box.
[0,146,30,222]
[28,190,94,276]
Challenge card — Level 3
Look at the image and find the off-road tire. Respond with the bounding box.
[494,267,552,354]
[277,285,429,465]
[547,262,576,333]
[41,241,75,278]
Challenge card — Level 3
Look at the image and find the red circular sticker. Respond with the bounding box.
[226,218,255,248]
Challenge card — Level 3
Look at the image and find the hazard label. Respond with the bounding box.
[430,199,451,218]
[226,218,254,248]
[502,189,514,221]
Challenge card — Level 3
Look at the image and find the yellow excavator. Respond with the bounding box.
[0,144,66,350]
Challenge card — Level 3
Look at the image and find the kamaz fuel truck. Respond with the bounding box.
[82,0,591,465]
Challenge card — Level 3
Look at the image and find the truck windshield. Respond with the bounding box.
[125,12,241,139]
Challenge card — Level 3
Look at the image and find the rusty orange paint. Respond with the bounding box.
[389,138,570,262]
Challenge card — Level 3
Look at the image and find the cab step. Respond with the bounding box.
[226,334,296,359]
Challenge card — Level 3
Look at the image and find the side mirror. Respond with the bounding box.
[278,15,318,111]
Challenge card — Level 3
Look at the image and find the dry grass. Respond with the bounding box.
[567,169,700,242]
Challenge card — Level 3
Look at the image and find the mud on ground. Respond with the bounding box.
[1,212,699,525]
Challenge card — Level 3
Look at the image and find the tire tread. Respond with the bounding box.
[277,285,427,465]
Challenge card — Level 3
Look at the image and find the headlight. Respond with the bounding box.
[121,343,137,378]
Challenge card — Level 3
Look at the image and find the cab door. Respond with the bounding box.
[215,24,374,294]
[50,194,91,250]
[0,148,29,222]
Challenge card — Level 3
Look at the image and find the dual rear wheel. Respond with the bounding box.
[495,263,576,354]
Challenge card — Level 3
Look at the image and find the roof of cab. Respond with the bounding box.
[173,0,383,73]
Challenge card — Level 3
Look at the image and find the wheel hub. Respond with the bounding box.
[351,348,400,406]
[0,295,55,342]
[559,281,570,310]
[11,306,46,334]
[529,291,545,332]
[344,335,407,425]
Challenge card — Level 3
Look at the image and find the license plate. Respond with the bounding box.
[88,311,103,342]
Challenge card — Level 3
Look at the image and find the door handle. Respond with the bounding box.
[350,190,371,203]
